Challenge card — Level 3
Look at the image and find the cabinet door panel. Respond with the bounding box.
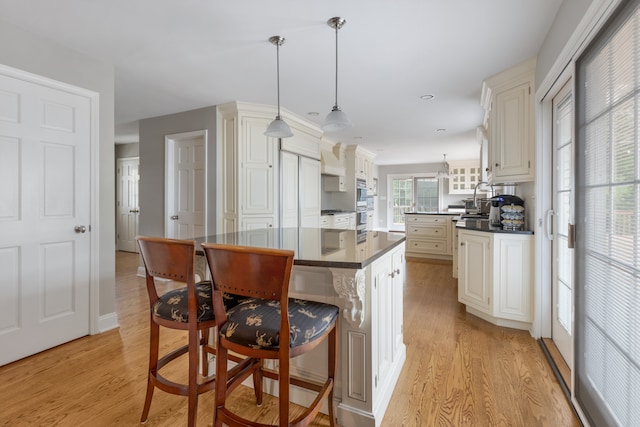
[494,236,532,321]
[458,232,491,312]
[242,118,275,215]
[492,82,531,179]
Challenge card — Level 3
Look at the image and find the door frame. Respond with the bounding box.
[534,64,574,340]
[0,63,101,335]
[164,129,207,238]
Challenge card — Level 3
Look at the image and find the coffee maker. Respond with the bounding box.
[489,195,524,229]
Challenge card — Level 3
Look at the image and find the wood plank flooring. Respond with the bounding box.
[0,252,579,426]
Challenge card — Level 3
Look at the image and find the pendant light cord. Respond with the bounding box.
[276,41,281,117]
[334,25,339,108]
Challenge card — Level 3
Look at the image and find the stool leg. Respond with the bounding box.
[253,358,263,406]
[187,327,199,427]
[279,356,290,426]
[201,329,209,377]
[140,321,159,423]
[328,325,338,427]
[214,345,229,427]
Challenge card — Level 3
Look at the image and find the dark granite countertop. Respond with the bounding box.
[194,228,406,269]
[456,219,534,235]
[404,211,460,215]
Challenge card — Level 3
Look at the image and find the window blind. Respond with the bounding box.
[576,0,640,425]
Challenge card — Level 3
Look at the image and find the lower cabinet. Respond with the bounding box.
[370,244,404,404]
[457,229,533,329]
[405,214,453,260]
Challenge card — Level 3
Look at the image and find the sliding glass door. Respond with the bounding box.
[388,175,438,229]
[575,0,640,424]
[551,80,574,368]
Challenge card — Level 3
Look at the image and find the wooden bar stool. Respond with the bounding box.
[136,236,255,427]
[201,243,339,427]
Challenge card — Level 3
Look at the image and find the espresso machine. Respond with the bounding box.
[489,195,524,229]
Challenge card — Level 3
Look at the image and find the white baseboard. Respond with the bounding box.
[97,312,119,333]
[137,266,146,278]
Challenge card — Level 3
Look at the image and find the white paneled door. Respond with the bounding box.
[0,69,92,366]
[165,131,206,239]
[116,157,139,252]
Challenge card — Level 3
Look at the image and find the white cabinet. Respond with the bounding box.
[281,152,321,228]
[348,145,375,192]
[457,229,533,329]
[371,244,404,402]
[458,231,491,313]
[331,213,350,229]
[451,220,459,278]
[217,102,322,232]
[481,57,535,183]
[320,215,330,229]
[448,160,482,194]
[492,233,532,322]
[405,214,452,260]
[242,117,278,217]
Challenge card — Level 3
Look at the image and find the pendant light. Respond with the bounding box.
[322,17,352,132]
[436,154,451,180]
[265,36,293,138]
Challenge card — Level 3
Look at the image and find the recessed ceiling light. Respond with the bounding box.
[419,94,435,100]
[307,112,319,116]
[436,128,446,132]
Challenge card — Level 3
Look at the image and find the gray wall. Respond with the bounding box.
[138,107,217,238]
[536,0,594,87]
[115,142,139,159]
[0,20,116,317]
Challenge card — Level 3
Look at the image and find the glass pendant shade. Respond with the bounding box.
[265,115,293,138]
[436,154,451,179]
[323,106,352,132]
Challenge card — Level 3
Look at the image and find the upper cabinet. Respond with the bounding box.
[448,160,482,194]
[217,102,322,233]
[347,145,376,194]
[481,57,536,183]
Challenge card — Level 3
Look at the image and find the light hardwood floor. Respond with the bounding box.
[0,252,579,426]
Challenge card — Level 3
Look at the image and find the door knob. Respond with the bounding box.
[170,215,179,220]
[74,225,87,233]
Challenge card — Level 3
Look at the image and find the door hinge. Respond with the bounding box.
[375,375,378,388]
[528,160,531,169]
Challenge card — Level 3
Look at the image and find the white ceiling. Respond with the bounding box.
[0,0,563,165]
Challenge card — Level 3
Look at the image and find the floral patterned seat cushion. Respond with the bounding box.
[220,298,339,349]
[152,281,245,323]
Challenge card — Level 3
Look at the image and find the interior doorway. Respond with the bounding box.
[116,157,139,252]
[164,130,207,239]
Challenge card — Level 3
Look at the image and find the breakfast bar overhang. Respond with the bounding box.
[195,228,406,427]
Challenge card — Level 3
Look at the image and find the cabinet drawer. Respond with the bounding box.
[332,214,349,229]
[405,215,449,225]
[406,225,448,238]
[406,238,449,254]
[320,216,330,228]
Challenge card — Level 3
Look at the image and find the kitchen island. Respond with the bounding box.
[194,228,406,427]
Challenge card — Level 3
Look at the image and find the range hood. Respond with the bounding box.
[320,148,346,176]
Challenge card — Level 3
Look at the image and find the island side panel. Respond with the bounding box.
[285,242,406,427]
